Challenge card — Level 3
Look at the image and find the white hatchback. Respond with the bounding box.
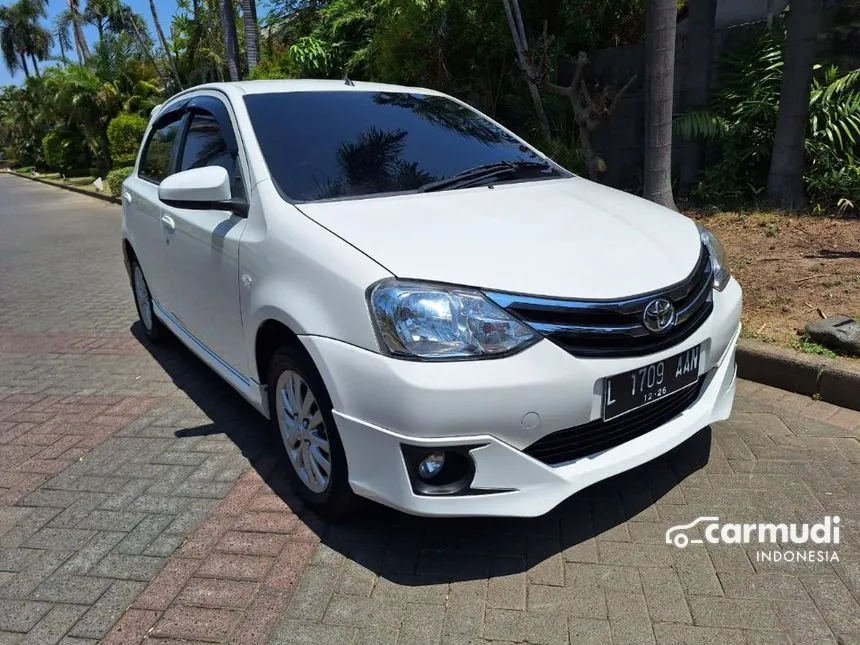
[122,79,742,517]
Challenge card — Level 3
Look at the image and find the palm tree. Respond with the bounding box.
[0,6,28,77]
[149,0,183,87]
[241,0,259,74]
[0,0,51,79]
[766,0,823,209]
[643,0,678,210]
[219,0,241,81]
[68,0,90,61]
[53,11,74,62]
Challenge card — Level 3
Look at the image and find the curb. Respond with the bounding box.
[8,171,121,205]
[737,338,860,411]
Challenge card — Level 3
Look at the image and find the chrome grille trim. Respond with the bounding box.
[485,246,714,358]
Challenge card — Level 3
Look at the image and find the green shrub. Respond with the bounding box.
[107,114,148,166]
[106,166,134,197]
[675,27,860,209]
[42,128,92,174]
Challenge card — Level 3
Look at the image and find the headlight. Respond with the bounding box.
[698,224,731,291]
[368,281,540,360]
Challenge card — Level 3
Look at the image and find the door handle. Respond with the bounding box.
[161,214,175,231]
[123,191,133,203]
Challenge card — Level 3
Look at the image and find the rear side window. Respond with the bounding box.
[139,116,181,184]
[179,113,244,198]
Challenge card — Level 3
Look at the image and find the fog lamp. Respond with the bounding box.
[417,453,446,479]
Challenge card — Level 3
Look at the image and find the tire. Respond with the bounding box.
[267,345,358,517]
[130,260,168,343]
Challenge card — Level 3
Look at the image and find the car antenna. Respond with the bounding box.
[343,71,355,87]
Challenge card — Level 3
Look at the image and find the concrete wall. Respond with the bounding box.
[715,0,789,28]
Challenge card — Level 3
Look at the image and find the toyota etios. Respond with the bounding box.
[122,80,742,517]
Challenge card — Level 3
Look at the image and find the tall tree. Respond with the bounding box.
[219,0,241,81]
[241,0,259,74]
[68,0,90,61]
[501,0,551,141]
[766,0,822,209]
[643,0,678,210]
[0,5,29,77]
[149,0,183,87]
[0,0,51,79]
[53,11,73,61]
[678,0,717,191]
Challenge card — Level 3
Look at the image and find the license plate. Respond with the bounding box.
[602,345,702,421]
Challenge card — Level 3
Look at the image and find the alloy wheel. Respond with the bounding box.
[275,369,332,493]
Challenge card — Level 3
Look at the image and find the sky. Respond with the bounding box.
[0,0,180,86]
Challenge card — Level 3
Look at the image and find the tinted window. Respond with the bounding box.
[243,91,564,201]
[140,117,181,183]
[179,113,244,198]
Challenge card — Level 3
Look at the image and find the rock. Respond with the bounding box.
[93,177,104,192]
[805,316,860,356]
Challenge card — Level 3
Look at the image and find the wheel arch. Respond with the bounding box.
[122,237,137,277]
[254,317,314,387]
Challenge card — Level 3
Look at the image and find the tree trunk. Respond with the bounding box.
[129,15,171,87]
[241,0,259,74]
[69,0,90,61]
[644,0,678,210]
[149,0,183,88]
[679,0,716,192]
[501,0,551,141]
[30,54,39,77]
[19,53,29,78]
[219,0,242,81]
[766,0,822,209]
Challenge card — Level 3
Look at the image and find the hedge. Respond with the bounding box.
[106,167,134,197]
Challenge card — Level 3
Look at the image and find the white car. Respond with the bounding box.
[121,79,742,517]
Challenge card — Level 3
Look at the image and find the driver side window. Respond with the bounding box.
[139,115,182,184]
[179,113,245,200]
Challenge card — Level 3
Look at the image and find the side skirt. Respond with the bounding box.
[152,301,269,416]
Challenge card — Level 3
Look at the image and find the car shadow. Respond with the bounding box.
[132,322,712,583]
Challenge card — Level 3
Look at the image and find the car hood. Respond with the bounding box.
[296,177,703,299]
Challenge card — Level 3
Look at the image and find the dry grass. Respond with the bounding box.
[690,210,860,359]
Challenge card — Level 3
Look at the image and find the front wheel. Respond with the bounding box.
[131,260,167,343]
[267,346,358,517]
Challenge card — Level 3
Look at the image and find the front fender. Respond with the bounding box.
[240,181,392,382]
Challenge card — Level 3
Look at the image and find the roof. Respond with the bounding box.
[167,78,443,102]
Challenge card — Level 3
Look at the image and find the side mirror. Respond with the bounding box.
[158,166,248,217]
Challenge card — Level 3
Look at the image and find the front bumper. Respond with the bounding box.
[301,278,742,517]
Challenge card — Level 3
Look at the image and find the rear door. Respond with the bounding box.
[160,95,250,376]
[123,106,185,314]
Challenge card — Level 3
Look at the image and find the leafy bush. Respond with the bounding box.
[106,166,134,197]
[42,127,92,174]
[107,114,148,167]
[675,27,860,210]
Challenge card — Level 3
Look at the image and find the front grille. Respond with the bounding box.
[523,378,704,466]
[485,246,714,358]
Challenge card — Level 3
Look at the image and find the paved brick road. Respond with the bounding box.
[0,173,858,645]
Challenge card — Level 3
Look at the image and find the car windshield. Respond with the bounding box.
[243,90,567,202]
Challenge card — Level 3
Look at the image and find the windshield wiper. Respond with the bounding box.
[418,160,551,193]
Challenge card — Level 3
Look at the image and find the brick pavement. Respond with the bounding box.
[1,174,859,644]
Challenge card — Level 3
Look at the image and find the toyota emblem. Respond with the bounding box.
[643,298,676,334]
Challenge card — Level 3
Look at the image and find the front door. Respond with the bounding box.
[125,110,184,314]
[162,102,250,377]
